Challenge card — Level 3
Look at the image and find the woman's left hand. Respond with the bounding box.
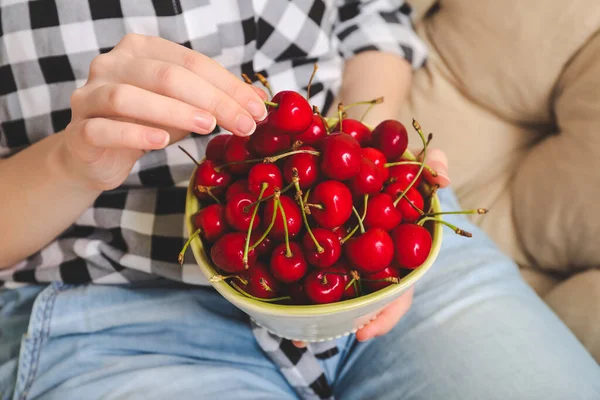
[293,147,450,348]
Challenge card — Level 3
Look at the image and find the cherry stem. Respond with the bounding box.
[354,280,361,297]
[362,277,400,284]
[306,63,318,100]
[352,206,366,234]
[304,203,324,210]
[251,195,280,250]
[255,73,273,98]
[417,217,473,237]
[338,102,344,133]
[303,188,311,205]
[230,282,291,302]
[384,161,438,177]
[417,135,433,159]
[427,184,440,214]
[343,97,384,112]
[264,100,279,108]
[344,277,357,291]
[292,169,324,253]
[243,183,268,267]
[313,105,331,134]
[241,73,253,85]
[243,181,294,213]
[420,209,488,218]
[178,146,200,166]
[178,228,201,265]
[259,277,274,293]
[196,185,222,204]
[215,150,320,172]
[357,97,384,122]
[393,120,431,208]
[210,274,248,287]
[341,195,368,243]
[277,198,292,257]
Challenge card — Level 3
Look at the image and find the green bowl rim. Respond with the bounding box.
[185,149,443,317]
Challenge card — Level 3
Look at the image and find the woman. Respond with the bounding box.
[1,1,599,399]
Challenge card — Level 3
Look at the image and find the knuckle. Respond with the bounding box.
[79,119,97,145]
[154,64,177,87]
[182,52,203,72]
[88,54,112,78]
[207,93,226,116]
[106,84,128,113]
[118,33,144,49]
[69,87,85,109]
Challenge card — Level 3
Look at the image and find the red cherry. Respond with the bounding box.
[320,133,362,180]
[248,122,292,157]
[385,184,425,223]
[332,225,351,244]
[295,115,327,148]
[335,119,371,146]
[205,134,231,164]
[210,232,257,273]
[388,163,422,188]
[194,160,232,201]
[363,266,401,292]
[344,228,394,274]
[361,147,389,181]
[328,260,357,300]
[391,224,432,269]
[284,283,310,305]
[225,192,260,232]
[194,204,229,242]
[263,196,302,240]
[225,179,248,202]
[223,136,254,175]
[250,229,275,257]
[348,157,385,196]
[283,146,320,189]
[240,262,280,298]
[268,91,313,134]
[270,242,308,283]
[248,163,283,197]
[304,270,344,304]
[363,193,402,231]
[309,181,353,229]
[371,120,409,161]
[302,228,341,268]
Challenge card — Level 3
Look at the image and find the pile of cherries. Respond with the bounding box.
[179,71,484,305]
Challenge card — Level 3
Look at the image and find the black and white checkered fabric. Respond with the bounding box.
[0,1,426,398]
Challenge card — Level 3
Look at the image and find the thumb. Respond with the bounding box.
[411,147,451,188]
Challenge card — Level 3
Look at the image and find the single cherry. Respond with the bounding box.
[248,163,283,197]
[361,147,389,181]
[205,134,231,164]
[385,184,424,223]
[391,224,432,269]
[335,119,371,146]
[263,196,302,240]
[193,204,229,242]
[328,260,358,299]
[304,270,344,304]
[363,193,402,231]
[225,179,248,202]
[295,114,327,148]
[320,133,362,180]
[363,266,401,292]
[348,157,385,196]
[240,262,280,298]
[268,91,313,134]
[308,181,353,229]
[371,120,409,161]
[248,122,292,157]
[194,160,232,201]
[283,146,320,189]
[344,228,394,274]
[223,135,255,175]
[388,163,422,188]
[210,232,257,273]
[225,192,260,232]
[302,228,341,268]
[270,242,308,283]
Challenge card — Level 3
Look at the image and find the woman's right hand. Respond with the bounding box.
[60,33,268,192]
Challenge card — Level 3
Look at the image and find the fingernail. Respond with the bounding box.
[247,99,268,121]
[193,112,216,132]
[235,114,256,136]
[147,130,168,146]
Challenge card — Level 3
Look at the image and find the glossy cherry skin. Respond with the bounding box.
[332,225,351,244]
[371,120,409,162]
[363,193,402,231]
[223,135,254,175]
[391,224,432,269]
[388,163,422,188]
[283,146,320,189]
[248,122,292,157]
[225,179,248,202]
[270,242,308,283]
[320,133,362,180]
[309,181,353,229]
[302,228,342,268]
[250,229,275,257]
[263,196,302,240]
[205,134,231,164]
[268,91,313,134]
[304,270,344,304]
[335,119,372,146]
[361,147,389,182]
[344,228,394,274]
[385,184,425,223]
[349,157,385,196]
[194,204,229,243]
[225,192,260,232]
[328,260,357,299]
[240,262,280,298]
[363,266,401,292]
[194,160,232,201]
[210,232,257,273]
[295,115,327,148]
[248,163,283,197]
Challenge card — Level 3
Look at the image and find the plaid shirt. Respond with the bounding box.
[0,1,426,398]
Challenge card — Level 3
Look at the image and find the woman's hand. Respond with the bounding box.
[60,33,268,192]
[293,148,450,348]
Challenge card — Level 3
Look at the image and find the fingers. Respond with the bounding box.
[411,147,451,188]
[293,341,307,348]
[76,118,170,150]
[355,287,414,342]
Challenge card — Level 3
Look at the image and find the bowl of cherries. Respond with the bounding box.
[179,70,486,342]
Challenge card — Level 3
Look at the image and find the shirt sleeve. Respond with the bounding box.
[333,0,428,69]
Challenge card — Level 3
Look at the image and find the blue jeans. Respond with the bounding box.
[1,189,599,400]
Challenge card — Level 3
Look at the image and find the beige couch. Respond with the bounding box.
[402,0,600,361]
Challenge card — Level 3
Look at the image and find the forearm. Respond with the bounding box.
[0,133,101,268]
